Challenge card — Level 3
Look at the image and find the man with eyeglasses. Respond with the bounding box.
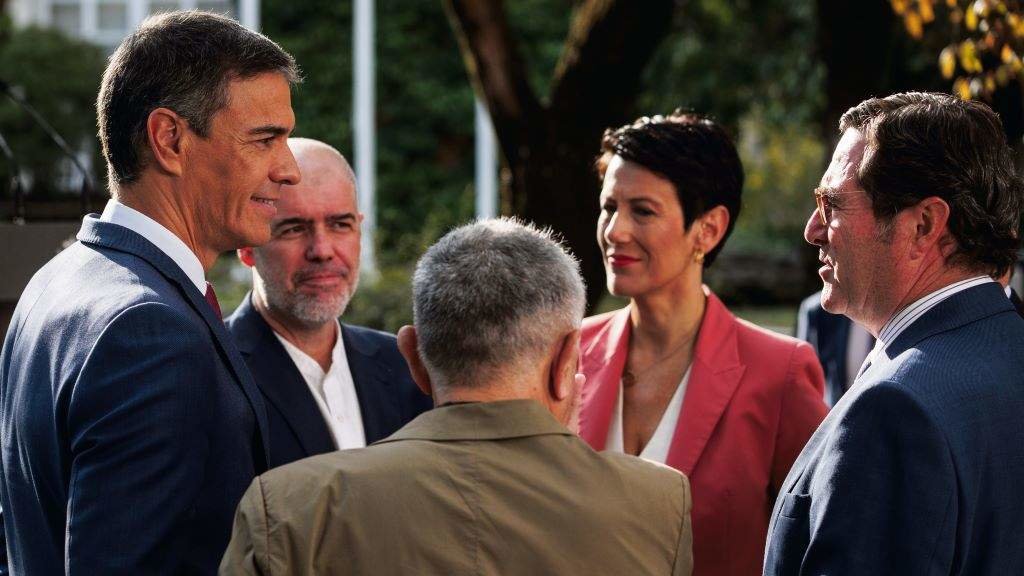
[764,92,1024,575]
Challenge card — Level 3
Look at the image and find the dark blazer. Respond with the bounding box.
[225,292,432,469]
[0,216,269,575]
[796,291,871,406]
[765,282,1024,575]
[1010,287,1024,317]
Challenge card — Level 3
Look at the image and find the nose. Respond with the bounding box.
[272,144,301,186]
[804,208,826,247]
[602,211,631,246]
[306,226,334,262]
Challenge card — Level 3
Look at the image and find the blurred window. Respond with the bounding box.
[98,2,128,32]
[51,3,81,36]
[149,2,180,16]
[198,1,235,17]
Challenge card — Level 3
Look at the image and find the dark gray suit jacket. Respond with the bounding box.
[225,293,431,469]
[765,282,1024,575]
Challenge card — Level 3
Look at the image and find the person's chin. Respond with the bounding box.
[238,220,273,248]
[607,279,642,300]
[819,285,845,314]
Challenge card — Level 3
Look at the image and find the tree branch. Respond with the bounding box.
[443,0,544,164]
[548,0,675,127]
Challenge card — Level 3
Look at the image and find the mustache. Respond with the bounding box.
[292,266,351,283]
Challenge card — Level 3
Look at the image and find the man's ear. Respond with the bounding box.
[146,107,188,177]
[548,329,581,402]
[397,325,433,398]
[908,196,953,259]
[237,247,256,267]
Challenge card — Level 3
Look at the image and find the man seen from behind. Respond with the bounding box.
[220,218,694,575]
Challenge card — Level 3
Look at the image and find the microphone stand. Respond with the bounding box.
[0,127,22,223]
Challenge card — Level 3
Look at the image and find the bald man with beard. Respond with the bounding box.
[226,138,432,468]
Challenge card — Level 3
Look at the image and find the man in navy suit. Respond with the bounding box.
[226,138,431,468]
[0,12,300,575]
[764,92,1024,575]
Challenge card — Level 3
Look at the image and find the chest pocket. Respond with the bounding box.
[764,492,812,575]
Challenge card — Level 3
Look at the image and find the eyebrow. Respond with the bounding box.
[248,124,291,137]
[272,213,357,230]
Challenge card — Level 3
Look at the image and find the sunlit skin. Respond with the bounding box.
[597,155,728,455]
[118,72,300,270]
[239,141,362,371]
[805,128,974,336]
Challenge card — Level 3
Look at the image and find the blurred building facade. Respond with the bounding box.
[7,0,257,47]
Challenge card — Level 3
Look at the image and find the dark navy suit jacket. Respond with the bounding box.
[796,292,869,407]
[225,293,432,469]
[0,216,270,575]
[765,282,1024,575]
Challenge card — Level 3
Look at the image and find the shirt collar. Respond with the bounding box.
[100,199,207,294]
[876,275,994,349]
[273,320,345,381]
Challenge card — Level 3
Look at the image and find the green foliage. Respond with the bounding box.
[250,0,832,326]
[638,0,824,129]
[262,0,482,266]
[504,0,573,101]
[730,110,824,253]
[0,26,106,199]
[342,265,416,333]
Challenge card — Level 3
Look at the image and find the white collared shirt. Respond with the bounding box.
[605,367,691,464]
[861,275,994,373]
[99,199,207,295]
[274,321,367,450]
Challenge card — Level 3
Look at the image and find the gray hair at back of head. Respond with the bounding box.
[412,218,586,387]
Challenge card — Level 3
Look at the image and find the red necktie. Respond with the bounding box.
[204,281,223,321]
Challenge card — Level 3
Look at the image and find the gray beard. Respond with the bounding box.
[257,273,358,328]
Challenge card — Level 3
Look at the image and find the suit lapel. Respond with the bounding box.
[664,291,745,475]
[343,325,400,443]
[230,295,336,457]
[578,309,632,450]
[76,217,271,465]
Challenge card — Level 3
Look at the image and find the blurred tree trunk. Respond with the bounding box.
[818,0,915,151]
[444,0,675,311]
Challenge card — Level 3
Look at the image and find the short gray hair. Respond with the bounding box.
[412,218,586,386]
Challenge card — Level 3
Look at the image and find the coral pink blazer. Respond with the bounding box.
[579,291,827,576]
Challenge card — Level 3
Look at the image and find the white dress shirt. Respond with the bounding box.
[605,367,691,464]
[859,275,994,377]
[274,322,367,450]
[99,199,207,295]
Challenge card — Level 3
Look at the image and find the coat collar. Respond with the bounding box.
[883,281,1014,362]
[579,288,745,475]
[341,324,402,443]
[377,400,571,444]
[226,293,404,447]
[77,215,271,466]
[226,292,336,457]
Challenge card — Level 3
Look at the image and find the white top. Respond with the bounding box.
[605,366,691,464]
[99,199,207,295]
[860,275,994,375]
[844,322,874,389]
[274,322,367,450]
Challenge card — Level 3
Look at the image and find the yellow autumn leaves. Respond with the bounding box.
[891,0,1024,99]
